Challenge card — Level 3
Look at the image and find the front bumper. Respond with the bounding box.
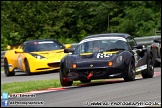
[65,64,126,81]
[27,59,60,73]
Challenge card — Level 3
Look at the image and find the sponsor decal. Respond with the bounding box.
[38,41,54,44]
[79,37,127,44]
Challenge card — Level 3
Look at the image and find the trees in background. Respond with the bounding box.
[1,1,161,50]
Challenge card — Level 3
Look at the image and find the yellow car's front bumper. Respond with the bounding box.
[27,58,61,73]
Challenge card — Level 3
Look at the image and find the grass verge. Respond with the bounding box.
[1,74,142,95]
[1,67,4,71]
[1,78,105,95]
[1,79,63,95]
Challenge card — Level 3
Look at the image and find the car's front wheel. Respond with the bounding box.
[123,60,135,81]
[141,55,154,78]
[60,66,73,86]
[24,59,31,76]
[4,58,15,77]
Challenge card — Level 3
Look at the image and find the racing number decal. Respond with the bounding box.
[97,53,112,58]
[18,55,23,68]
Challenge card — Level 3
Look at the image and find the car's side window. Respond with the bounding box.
[20,45,23,50]
[23,45,28,52]
[74,42,91,54]
[74,45,80,54]
[74,44,84,54]
[20,45,24,50]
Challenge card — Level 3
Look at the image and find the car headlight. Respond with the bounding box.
[30,53,46,59]
[116,55,123,63]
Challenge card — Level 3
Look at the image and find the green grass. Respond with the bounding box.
[1,67,4,71]
[1,79,62,95]
[1,78,110,95]
[1,74,142,95]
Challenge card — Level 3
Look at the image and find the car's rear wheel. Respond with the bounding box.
[24,59,31,76]
[4,58,15,77]
[141,55,154,78]
[154,60,160,67]
[153,48,160,67]
[80,79,91,83]
[60,66,73,86]
[123,60,135,81]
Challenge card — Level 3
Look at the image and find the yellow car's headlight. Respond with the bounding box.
[30,53,46,59]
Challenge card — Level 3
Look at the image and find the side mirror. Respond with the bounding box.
[7,45,11,50]
[64,44,71,49]
[64,48,74,53]
[154,39,161,43]
[15,49,24,53]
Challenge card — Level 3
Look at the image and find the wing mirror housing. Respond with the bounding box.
[64,48,74,53]
[7,45,11,50]
[15,49,24,53]
[64,44,71,49]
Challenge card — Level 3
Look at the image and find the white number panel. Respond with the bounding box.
[97,53,113,58]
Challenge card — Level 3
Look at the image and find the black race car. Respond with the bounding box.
[59,33,154,86]
[151,37,161,67]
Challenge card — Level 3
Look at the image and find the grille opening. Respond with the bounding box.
[48,62,60,67]
[78,69,107,76]
[36,68,50,70]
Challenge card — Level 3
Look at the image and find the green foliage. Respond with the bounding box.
[1,1,161,50]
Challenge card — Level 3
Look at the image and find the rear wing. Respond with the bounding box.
[7,43,22,50]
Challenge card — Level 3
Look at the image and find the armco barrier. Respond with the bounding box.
[1,36,161,67]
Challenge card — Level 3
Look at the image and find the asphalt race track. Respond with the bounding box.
[1,70,59,84]
[1,67,161,107]
[1,67,161,84]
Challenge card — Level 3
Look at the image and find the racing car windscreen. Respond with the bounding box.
[74,37,129,54]
[24,41,64,52]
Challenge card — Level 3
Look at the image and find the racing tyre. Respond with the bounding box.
[123,60,135,81]
[60,66,73,86]
[80,79,91,83]
[153,48,160,67]
[141,55,154,78]
[154,60,160,67]
[4,58,15,77]
[24,59,31,76]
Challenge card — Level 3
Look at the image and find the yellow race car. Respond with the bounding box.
[4,39,71,76]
